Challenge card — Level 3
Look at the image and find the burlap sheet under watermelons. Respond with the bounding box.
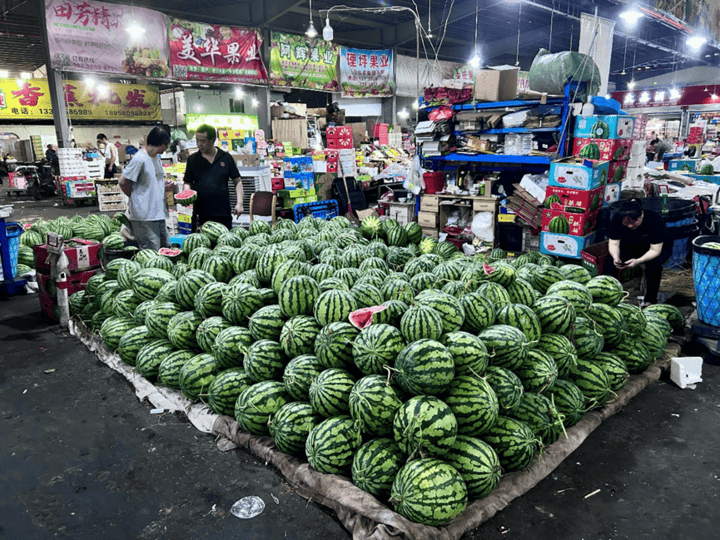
[69,318,679,540]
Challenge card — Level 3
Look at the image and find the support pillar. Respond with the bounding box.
[39,0,70,148]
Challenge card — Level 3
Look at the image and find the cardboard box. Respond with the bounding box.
[326,137,353,149]
[544,185,604,212]
[234,154,261,167]
[177,213,192,223]
[418,211,439,227]
[474,66,519,102]
[313,161,327,173]
[540,231,597,259]
[32,239,102,273]
[541,208,599,237]
[573,115,635,139]
[327,126,352,138]
[327,162,338,173]
[549,157,610,190]
[421,226,439,239]
[607,160,628,184]
[667,159,700,173]
[37,269,99,299]
[603,183,621,205]
[277,188,316,199]
[581,240,610,276]
[271,177,284,191]
[420,195,439,212]
[324,150,339,162]
[572,137,633,162]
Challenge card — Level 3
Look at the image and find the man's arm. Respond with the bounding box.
[118,176,132,197]
[625,242,663,268]
[608,238,623,267]
[233,177,243,216]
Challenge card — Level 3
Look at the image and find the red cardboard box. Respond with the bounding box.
[32,239,103,273]
[607,159,628,184]
[326,126,338,137]
[326,137,353,149]
[572,137,632,162]
[324,150,339,162]
[37,269,99,299]
[335,126,352,138]
[271,177,284,192]
[327,162,338,173]
[39,292,59,321]
[542,208,600,237]
[544,185,604,212]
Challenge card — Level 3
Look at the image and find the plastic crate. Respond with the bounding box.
[0,221,22,281]
[293,200,340,223]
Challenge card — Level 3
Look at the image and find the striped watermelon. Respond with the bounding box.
[268,401,323,456]
[222,283,264,326]
[182,232,212,255]
[476,282,511,310]
[117,325,154,366]
[352,324,405,376]
[283,354,324,401]
[559,264,592,285]
[258,288,277,305]
[642,304,684,331]
[229,246,259,274]
[194,282,229,318]
[305,416,363,474]
[515,349,559,394]
[495,303,542,345]
[536,333,578,379]
[255,248,288,284]
[571,316,604,359]
[441,280,468,298]
[374,299,409,327]
[349,282,384,309]
[533,295,577,336]
[195,316,231,353]
[187,247,212,271]
[244,339,287,382]
[395,339,455,396]
[510,392,564,446]
[235,381,290,435]
[443,435,502,499]
[569,358,612,408]
[389,458,468,526]
[157,349,196,389]
[175,270,216,310]
[248,304,287,341]
[548,378,587,427]
[334,267,362,288]
[201,254,234,283]
[484,365,524,413]
[410,271,437,293]
[199,221,229,246]
[440,330,489,376]
[546,280,593,314]
[278,275,320,317]
[270,259,309,294]
[594,351,629,392]
[116,260,140,291]
[586,275,625,306]
[399,305,444,342]
[404,257,436,277]
[313,289,358,326]
[207,368,254,416]
[178,352,218,401]
[167,310,205,351]
[414,291,466,334]
[482,415,540,472]
[280,315,322,358]
[319,277,350,292]
[460,293,496,333]
[348,375,404,437]
[212,326,253,370]
[381,279,415,304]
[483,262,517,287]
[307,262,335,283]
[477,324,528,371]
[99,316,136,351]
[352,438,406,498]
[393,395,458,458]
[613,338,652,373]
[641,317,670,359]
[314,322,359,370]
[506,277,537,307]
[308,368,357,418]
[586,303,628,349]
[155,281,179,305]
[443,374,499,436]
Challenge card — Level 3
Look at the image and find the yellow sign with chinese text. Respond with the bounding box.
[0,78,160,121]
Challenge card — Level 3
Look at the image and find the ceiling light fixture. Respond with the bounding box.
[323,17,333,41]
[126,22,145,40]
[426,0,433,38]
[251,97,259,107]
[619,8,643,26]
[628,80,636,90]
[20,72,32,79]
[468,0,481,69]
[0,70,8,78]
[306,0,317,38]
[97,84,109,96]
[687,35,707,50]
[398,108,409,119]
[624,92,635,104]
[712,93,718,100]
[235,87,244,99]
[85,77,95,88]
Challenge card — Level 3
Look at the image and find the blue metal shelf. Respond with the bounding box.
[422,97,566,112]
[458,127,560,135]
[423,153,553,165]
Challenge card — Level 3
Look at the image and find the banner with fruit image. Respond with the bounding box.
[269,32,339,91]
[168,19,268,83]
[339,47,394,97]
[45,0,170,77]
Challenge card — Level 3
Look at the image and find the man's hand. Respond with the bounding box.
[613,257,626,269]
[234,203,243,217]
[624,258,639,268]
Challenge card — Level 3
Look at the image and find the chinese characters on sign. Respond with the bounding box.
[168,19,268,83]
[0,78,160,120]
[269,31,339,91]
[340,47,394,97]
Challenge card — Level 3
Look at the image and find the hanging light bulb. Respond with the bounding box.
[655,91,665,102]
[670,87,681,100]
[235,87,244,99]
[686,35,707,50]
[323,17,333,41]
[398,108,410,119]
[306,0,317,38]
[619,8,643,26]
[469,53,481,69]
[628,80,636,90]
[412,100,420,110]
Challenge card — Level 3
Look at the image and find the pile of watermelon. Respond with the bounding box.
[66,215,684,527]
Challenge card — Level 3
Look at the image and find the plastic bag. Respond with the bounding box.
[471,211,494,241]
[528,49,601,100]
[404,154,424,195]
[429,106,454,121]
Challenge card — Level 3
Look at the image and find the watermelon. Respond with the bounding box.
[309,368,356,418]
[440,331,489,377]
[244,339,287,382]
[586,275,625,306]
[594,351,630,392]
[207,368,253,416]
[414,291,465,334]
[548,378,587,427]
[194,282,229,318]
[278,275,320,318]
[515,349,559,394]
[305,416,363,474]
[482,415,541,472]
[495,303,542,345]
[99,316,135,352]
[195,316,231,353]
[506,277,537,307]
[476,282,511,310]
[443,374,499,436]
[248,304,286,341]
[116,325,154,366]
[399,305,444,342]
[175,189,197,206]
[268,401,323,456]
[179,352,218,401]
[460,293,496,333]
[642,304,684,331]
[613,338,652,373]
[443,435,502,499]
[569,358,612,408]
[389,458,468,526]
[536,333,578,379]
[571,316,605,359]
[348,305,388,330]
[314,322,359,370]
[393,395,458,458]
[283,354,324,401]
[348,374,404,437]
[395,339,455,396]
[222,283,264,326]
[485,365,524,413]
[235,381,290,435]
[510,392,564,446]
[586,303,628,349]
[201,254,234,283]
[167,310,205,351]
[477,324,528,371]
[533,295,576,336]
[181,232,211,255]
[157,349,196,389]
[280,315,322,358]
[352,323,405,376]
[559,264,592,285]
[532,265,564,294]
[131,268,175,303]
[352,438,406,498]
[314,289,358,326]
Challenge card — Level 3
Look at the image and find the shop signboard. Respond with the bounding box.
[0,78,161,121]
[45,0,170,77]
[339,47,393,97]
[269,32,339,91]
[185,114,258,132]
[168,19,268,83]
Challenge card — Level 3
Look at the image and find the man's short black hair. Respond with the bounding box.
[195,124,216,141]
[147,126,170,147]
[97,133,107,141]
[616,199,643,221]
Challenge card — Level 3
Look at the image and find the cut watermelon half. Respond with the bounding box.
[348,306,387,330]
[159,247,182,260]
[175,189,197,206]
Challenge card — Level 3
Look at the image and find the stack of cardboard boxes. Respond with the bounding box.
[280,156,318,208]
[33,239,103,322]
[326,126,353,149]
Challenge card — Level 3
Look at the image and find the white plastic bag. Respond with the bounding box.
[471,211,494,241]
[404,154,425,195]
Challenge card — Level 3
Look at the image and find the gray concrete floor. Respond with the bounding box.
[2,187,719,539]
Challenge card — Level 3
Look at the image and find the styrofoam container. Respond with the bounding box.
[670,356,703,389]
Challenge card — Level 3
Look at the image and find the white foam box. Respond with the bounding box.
[670,356,703,389]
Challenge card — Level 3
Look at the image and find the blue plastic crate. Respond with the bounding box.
[178,222,192,234]
[293,200,340,223]
[0,221,22,281]
[169,235,188,248]
[693,236,720,327]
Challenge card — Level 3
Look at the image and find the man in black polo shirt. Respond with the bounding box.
[607,199,673,307]
[183,124,242,231]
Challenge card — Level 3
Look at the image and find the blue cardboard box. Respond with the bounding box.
[668,159,700,173]
[573,115,635,139]
[540,231,597,259]
[549,157,610,190]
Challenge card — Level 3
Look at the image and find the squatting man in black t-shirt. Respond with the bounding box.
[183,124,243,232]
[607,199,672,308]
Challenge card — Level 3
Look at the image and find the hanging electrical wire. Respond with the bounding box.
[515,1,522,66]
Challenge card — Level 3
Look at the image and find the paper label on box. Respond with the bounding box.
[76,246,90,269]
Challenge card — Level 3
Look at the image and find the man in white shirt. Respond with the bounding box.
[118,127,171,250]
[97,133,119,178]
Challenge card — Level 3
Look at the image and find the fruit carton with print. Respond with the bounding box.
[549,157,610,190]
[540,230,597,259]
[607,159,628,184]
[604,183,621,205]
[541,208,599,236]
[544,185,604,211]
[573,115,635,140]
[667,159,700,173]
[572,137,632,162]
